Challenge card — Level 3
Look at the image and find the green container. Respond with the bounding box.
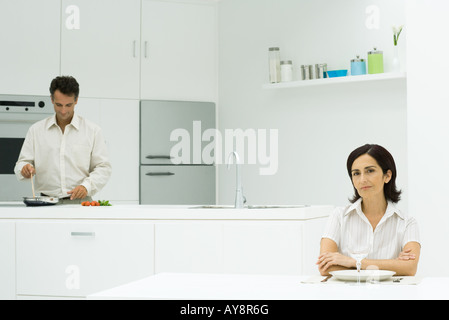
[368,48,384,74]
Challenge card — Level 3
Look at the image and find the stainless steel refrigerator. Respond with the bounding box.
[140,100,215,205]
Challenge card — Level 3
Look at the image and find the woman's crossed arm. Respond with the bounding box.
[317,238,421,276]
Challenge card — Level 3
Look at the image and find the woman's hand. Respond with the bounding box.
[396,248,416,261]
[316,252,355,273]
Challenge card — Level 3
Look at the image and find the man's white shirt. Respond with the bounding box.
[15,113,112,198]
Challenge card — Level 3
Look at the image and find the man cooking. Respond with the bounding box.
[14,76,112,204]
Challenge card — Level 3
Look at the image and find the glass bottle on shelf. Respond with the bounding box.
[268,47,281,83]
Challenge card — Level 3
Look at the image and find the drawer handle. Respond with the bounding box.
[145,172,175,176]
[145,155,173,159]
[144,41,148,58]
[71,232,95,237]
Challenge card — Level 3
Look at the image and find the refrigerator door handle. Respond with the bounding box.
[145,155,173,159]
[145,172,175,176]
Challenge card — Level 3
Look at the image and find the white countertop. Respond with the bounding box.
[88,272,449,300]
[0,203,334,220]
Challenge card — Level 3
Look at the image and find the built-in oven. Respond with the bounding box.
[0,95,53,201]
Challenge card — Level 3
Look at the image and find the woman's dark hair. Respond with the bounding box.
[49,76,80,100]
[346,144,401,203]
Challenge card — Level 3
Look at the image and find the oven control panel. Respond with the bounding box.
[0,95,53,114]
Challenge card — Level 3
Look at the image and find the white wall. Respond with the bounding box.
[407,0,449,276]
[217,0,408,210]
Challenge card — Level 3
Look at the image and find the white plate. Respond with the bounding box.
[329,270,396,282]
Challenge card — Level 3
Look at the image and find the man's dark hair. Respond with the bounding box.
[49,76,80,100]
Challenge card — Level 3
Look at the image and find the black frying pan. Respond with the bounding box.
[23,196,59,207]
[24,173,59,206]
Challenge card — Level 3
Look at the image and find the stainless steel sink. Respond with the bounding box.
[246,205,309,209]
[189,205,234,209]
[189,205,309,209]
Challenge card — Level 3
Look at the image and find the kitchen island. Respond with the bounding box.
[0,203,333,299]
[0,203,331,220]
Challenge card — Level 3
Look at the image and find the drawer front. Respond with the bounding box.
[16,221,154,297]
[140,165,215,205]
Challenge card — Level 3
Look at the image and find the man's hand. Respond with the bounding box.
[21,164,35,179]
[67,185,88,200]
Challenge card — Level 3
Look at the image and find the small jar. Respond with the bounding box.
[280,60,293,82]
[367,47,384,74]
[268,47,281,83]
[301,65,313,80]
[315,63,327,79]
[351,55,366,75]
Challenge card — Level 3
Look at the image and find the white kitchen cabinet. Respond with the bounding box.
[16,221,154,298]
[2,205,332,299]
[301,217,330,275]
[0,222,15,299]
[1,0,216,101]
[154,222,224,273]
[222,222,303,275]
[0,0,60,95]
[60,0,141,99]
[97,99,139,202]
[75,98,139,203]
[154,219,326,275]
[140,0,217,101]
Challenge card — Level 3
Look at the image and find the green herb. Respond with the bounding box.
[98,200,112,206]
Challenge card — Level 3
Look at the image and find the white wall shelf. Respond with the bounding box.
[262,72,406,89]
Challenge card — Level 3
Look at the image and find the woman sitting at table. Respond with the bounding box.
[317,144,421,276]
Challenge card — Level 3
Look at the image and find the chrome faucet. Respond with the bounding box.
[227,151,246,208]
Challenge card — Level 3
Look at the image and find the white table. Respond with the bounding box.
[88,273,449,300]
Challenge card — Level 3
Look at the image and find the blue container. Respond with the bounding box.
[327,70,348,78]
[351,56,366,75]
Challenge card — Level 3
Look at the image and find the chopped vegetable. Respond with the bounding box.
[81,200,111,206]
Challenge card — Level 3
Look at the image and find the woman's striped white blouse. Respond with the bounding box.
[322,198,421,260]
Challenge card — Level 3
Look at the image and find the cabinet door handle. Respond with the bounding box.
[145,172,175,176]
[71,232,96,237]
[146,155,172,159]
[133,40,137,58]
[144,41,148,58]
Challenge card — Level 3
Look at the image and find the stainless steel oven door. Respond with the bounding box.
[0,95,53,201]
